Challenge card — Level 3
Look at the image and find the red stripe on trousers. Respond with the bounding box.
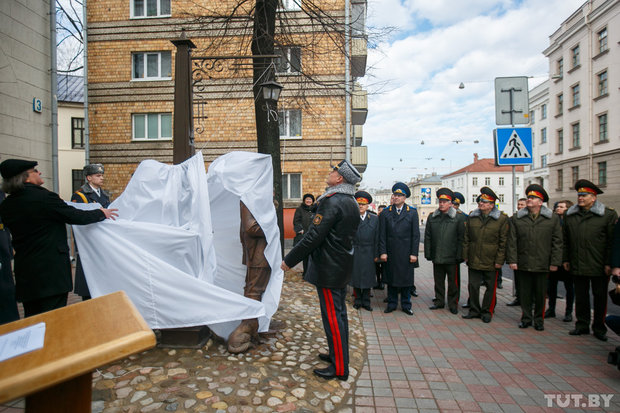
[490,270,499,314]
[322,288,344,375]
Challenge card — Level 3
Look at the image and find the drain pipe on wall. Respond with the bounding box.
[50,0,59,192]
[83,0,89,163]
[344,0,351,162]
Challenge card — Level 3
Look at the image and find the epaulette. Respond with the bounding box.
[74,191,88,203]
[326,193,336,198]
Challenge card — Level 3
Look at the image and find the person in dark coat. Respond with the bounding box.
[507,185,563,331]
[70,163,111,300]
[293,193,314,276]
[606,221,620,336]
[379,182,420,316]
[563,179,618,342]
[0,189,19,324]
[350,191,379,311]
[506,198,527,307]
[424,188,466,314]
[545,199,574,321]
[0,159,118,317]
[281,160,361,381]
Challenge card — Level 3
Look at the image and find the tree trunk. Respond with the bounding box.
[252,0,284,253]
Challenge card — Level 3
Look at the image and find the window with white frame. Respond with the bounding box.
[557,169,563,190]
[516,177,520,185]
[282,173,301,199]
[541,127,547,144]
[131,0,170,18]
[557,58,563,77]
[472,177,478,186]
[472,194,478,203]
[598,28,608,53]
[571,84,580,107]
[572,122,580,148]
[279,0,301,11]
[275,47,301,74]
[499,177,504,186]
[498,194,504,203]
[529,110,535,124]
[571,44,580,68]
[557,93,563,114]
[598,113,608,142]
[484,177,490,185]
[132,51,171,80]
[598,70,608,96]
[598,162,607,186]
[132,113,172,140]
[571,166,579,185]
[278,109,302,139]
[557,129,563,153]
[541,155,547,168]
[541,104,547,119]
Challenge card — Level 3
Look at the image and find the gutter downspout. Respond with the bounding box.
[344,0,351,161]
[83,0,89,163]
[50,0,59,192]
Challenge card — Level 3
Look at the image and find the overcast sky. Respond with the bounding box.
[358,0,585,190]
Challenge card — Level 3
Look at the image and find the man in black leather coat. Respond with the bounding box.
[281,160,361,381]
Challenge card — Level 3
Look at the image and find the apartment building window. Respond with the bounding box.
[132,113,172,140]
[472,194,478,203]
[484,177,490,185]
[557,93,563,114]
[282,173,301,199]
[275,47,301,74]
[557,129,563,153]
[72,169,83,192]
[351,1,367,36]
[598,113,608,142]
[541,127,547,144]
[529,110,535,124]
[71,117,85,149]
[516,177,520,185]
[132,52,171,80]
[571,44,580,68]
[598,28,608,53]
[279,0,301,11]
[571,166,579,185]
[499,177,504,186]
[571,122,580,148]
[557,58,563,78]
[278,109,302,139]
[472,177,478,186]
[557,169,563,191]
[598,70,608,96]
[541,104,547,119]
[598,162,607,186]
[131,0,170,18]
[496,194,503,203]
[541,155,547,168]
[571,84,580,107]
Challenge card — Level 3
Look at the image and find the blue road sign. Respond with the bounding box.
[494,127,533,166]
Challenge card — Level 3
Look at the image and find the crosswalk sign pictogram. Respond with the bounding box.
[494,128,533,166]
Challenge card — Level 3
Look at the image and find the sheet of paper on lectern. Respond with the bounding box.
[0,322,46,362]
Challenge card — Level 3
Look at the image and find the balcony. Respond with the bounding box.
[353,125,363,146]
[352,145,368,173]
[351,83,368,125]
[351,37,367,78]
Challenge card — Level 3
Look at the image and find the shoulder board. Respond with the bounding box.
[387,205,393,211]
[74,191,88,203]
[608,207,615,211]
[326,193,336,198]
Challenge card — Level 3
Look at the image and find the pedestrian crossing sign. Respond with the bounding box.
[494,128,533,166]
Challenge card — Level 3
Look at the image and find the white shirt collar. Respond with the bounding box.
[89,184,100,196]
[360,211,367,220]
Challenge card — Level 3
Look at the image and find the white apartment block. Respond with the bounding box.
[442,154,524,214]
[543,0,619,207]
[524,80,550,189]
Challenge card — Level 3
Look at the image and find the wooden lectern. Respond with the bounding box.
[0,291,156,413]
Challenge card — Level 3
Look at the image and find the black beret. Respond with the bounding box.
[574,179,603,195]
[453,192,465,205]
[478,186,498,203]
[525,184,549,202]
[302,193,315,202]
[392,182,411,198]
[436,187,454,202]
[0,159,38,180]
[355,190,372,205]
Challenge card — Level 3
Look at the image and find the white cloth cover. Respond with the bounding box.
[72,151,283,340]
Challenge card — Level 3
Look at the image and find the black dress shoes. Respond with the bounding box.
[518,321,532,328]
[563,314,572,322]
[318,353,331,362]
[569,328,589,336]
[402,308,414,316]
[363,305,373,311]
[481,314,492,323]
[462,313,480,319]
[462,303,470,308]
[544,309,556,318]
[313,367,348,381]
[449,308,458,314]
[384,307,396,313]
[429,304,444,310]
[534,324,544,331]
[412,291,418,297]
[506,299,520,306]
[594,332,608,342]
[353,304,361,309]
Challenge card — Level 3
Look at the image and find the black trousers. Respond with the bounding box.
[23,293,68,318]
[353,288,371,308]
[573,275,609,336]
[432,263,460,310]
[386,285,412,311]
[317,286,349,376]
[547,269,574,315]
[518,270,548,326]
[467,268,499,317]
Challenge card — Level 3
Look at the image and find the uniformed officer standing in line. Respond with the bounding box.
[71,164,111,300]
[452,192,474,309]
[281,160,361,381]
[0,189,19,324]
[563,179,618,341]
[350,191,379,311]
[462,187,509,323]
[425,188,466,314]
[379,182,420,316]
[507,185,562,331]
[507,198,527,307]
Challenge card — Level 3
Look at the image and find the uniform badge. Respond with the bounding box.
[313,214,323,225]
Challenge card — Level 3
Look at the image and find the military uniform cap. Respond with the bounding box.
[392,182,411,198]
[574,179,603,195]
[525,184,549,202]
[355,190,372,205]
[478,186,498,203]
[436,187,454,202]
[0,159,38,179]
[453,191,465,205]
[333,160,361,184]
[303,193,315,202]
[83,163,104,176]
